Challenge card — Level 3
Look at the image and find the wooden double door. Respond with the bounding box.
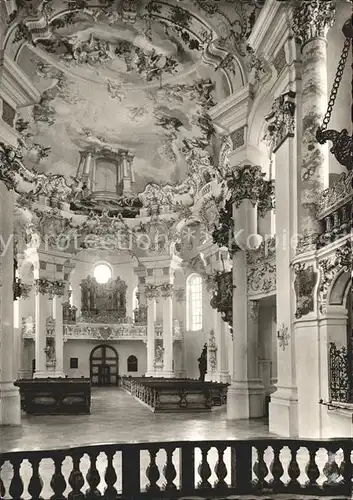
[90,345,118,386]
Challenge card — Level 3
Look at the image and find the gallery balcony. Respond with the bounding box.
[1,437,353,499]
[317,171,352,249]
[21,317,184,342]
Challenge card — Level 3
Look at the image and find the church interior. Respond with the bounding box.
[0,0,352,498]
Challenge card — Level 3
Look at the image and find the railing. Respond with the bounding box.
[317,171,352,248]
[1,438,353,499]
[329,342,353,403]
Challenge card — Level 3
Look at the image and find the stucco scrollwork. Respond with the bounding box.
[208,329,217,372]
[247,238,276,296]
[264,91,296,154]
[293,263,318,319]
[317,239,351,315]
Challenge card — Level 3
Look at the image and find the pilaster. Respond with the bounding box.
[267,90,299,437]
[248,300,265,417]
[0,183,20,425]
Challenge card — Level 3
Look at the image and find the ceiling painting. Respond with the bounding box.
[2,0,263,214]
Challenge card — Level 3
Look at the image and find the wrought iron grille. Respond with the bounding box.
[329,342,353,403]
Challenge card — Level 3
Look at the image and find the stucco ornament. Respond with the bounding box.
[293,263,318,319]
[317,239,351,315]
[208,330,217,372]
[264,91,296,154]
[292,0,335,45]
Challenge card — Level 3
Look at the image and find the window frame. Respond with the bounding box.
[186,273,203,332]
[127,355,138,373]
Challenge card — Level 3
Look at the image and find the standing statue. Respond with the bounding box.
[198,343,207,382]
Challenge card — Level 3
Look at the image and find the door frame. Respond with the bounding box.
[90,344,119,386]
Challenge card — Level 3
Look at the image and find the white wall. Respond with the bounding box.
[63,340,147,378]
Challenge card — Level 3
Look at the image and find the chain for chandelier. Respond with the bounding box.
[316,17,353,171]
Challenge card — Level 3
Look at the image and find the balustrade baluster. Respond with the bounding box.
[146,447,160,492]
[68,453,85,500]
[180,443,195,493]
[28,457,44,499]
[339,444,353,496]
[270,445,284,491]
[231,443,252,493]
[214,445,228,489]
[197,446,212,489]
[325,215,332,234]
[86,450,102,498]
[50,455,67,500]
[163,447,177,490]
[9,457,24,500]
[252,445,269,491]
[287,445,301,490]
[323,447,340,487]
[104,450,118,499]
[0,459,6,498]
[305,446,320,488]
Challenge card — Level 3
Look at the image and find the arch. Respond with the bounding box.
[186,273,203,331]
[90,344,119,386]
[329,270,351,309]
[127,355,138,373]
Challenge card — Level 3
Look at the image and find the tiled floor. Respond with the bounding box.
[0,387,271,452]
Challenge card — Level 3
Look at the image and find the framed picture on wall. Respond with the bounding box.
[70,357,78,369]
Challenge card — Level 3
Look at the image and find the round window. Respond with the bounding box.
[93,263,112,284]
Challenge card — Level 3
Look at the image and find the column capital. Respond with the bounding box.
[34,278,65,297]
[291,0,335,47]
[145,284,159,300]
[160,283,174,298]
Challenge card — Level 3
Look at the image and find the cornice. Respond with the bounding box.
[0,51,40,108]
[248,0,284,54]
[208,85,253,131]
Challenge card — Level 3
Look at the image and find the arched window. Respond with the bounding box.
[93,262,112,284]
[186,274,203,331]
[127,355,138,372]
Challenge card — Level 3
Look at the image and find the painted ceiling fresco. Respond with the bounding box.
[10,0,262,194]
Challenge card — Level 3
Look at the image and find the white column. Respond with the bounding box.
[16,296,31,380]
[227,199,256,419]
[162,289,174,377]
[53,294,64,377]
[0,185,21,425]
[146,296,156,377]
[33,288,48,378]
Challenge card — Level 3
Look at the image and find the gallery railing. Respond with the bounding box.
[1,438,353,499]
[329,342,353,403]
[317,171,352,248]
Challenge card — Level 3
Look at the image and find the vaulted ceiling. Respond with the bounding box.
[4,0,263,193]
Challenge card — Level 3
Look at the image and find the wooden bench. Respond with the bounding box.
[15,378,91,415]
[121,376,228,412]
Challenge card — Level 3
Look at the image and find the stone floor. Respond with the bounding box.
[0,387,271,452]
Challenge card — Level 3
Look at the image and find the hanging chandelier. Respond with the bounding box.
[316,17,353,170]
